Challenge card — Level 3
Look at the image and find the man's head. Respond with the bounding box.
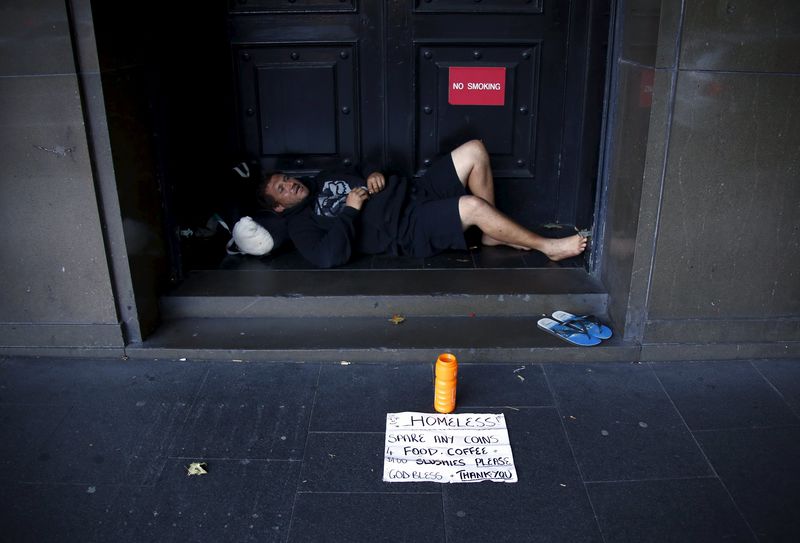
[258,172,309,213]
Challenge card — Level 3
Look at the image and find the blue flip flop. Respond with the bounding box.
[552,311,613,340]
[537,317,601,347]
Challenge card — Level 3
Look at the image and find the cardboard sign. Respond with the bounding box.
[383,412,518,483]
[448,67,506,106]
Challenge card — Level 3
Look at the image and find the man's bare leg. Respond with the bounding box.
[451,139,496,205]
[450,140,528,248]
[458,195,587,261]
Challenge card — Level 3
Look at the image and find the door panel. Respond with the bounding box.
[416,44,536,178]
[238,44,358,171]
[402,0,569,228]
[229,0,607,228]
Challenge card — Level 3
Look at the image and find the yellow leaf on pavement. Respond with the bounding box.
[187,462,208,476]
[388,314,406,325]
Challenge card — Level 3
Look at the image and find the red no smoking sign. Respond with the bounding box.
[448,66,506,106]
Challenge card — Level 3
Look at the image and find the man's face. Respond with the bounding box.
[265,173,309,212]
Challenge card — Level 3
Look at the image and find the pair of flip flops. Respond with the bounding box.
[537,311,613,347]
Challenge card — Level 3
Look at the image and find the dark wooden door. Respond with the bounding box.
[229,0,608,228]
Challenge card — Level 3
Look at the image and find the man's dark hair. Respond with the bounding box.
[256,171,280,210]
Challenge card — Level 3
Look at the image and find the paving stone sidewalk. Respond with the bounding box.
[1,356,798,542]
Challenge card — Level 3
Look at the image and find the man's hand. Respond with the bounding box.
[345,186,370,211]
[366,172,386,194]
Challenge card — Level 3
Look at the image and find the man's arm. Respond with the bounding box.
[288,188,370,269]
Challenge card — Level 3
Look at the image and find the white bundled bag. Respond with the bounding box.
[224,216,274,256]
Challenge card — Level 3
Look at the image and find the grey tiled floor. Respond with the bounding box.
[1,357,798,542]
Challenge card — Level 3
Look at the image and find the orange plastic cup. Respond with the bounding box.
[434,353,458,413]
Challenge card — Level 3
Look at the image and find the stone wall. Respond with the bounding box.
[604,0,800,358]
[0,0,124,352]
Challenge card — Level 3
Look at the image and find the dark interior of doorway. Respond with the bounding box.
[91,2,600,281]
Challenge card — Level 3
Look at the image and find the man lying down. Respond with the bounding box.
[256,139,587,269]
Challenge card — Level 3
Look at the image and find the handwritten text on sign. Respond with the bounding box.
[383,412,517,483]
[448,67,507,106]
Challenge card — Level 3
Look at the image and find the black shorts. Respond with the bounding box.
[397,154,467,257]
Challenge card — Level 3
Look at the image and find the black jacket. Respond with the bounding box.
[281,168,408,268]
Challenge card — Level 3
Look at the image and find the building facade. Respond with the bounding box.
[1,0,797,360]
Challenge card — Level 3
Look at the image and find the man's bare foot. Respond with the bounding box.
[542,234,588,261]
[481,233,530,251]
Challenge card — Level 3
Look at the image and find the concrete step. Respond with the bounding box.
[148,268,618,363]
[161,269,609,319]
[130,316,635,363]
